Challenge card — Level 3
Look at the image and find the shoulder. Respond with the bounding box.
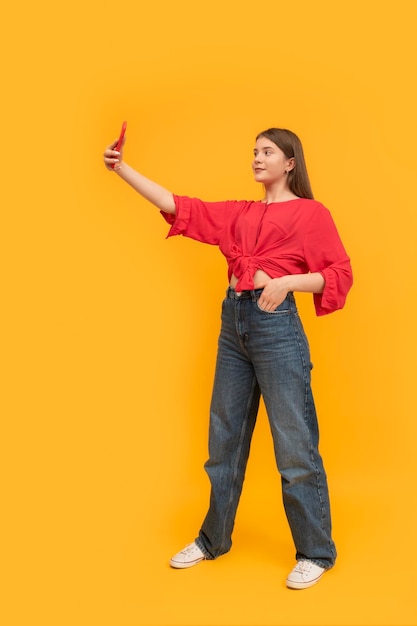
[175,195,256,207]
[297,198,333,221]
[224,199,261,212]
[230,199,259,206]
[298,198,327,211]
[291,198,326,218]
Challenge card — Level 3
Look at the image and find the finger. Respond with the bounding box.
[104,158,120,170]
[260,295,273,307]
[104,144,120,154]
[103,152,119,161]
[261,300,277,311]
[258,298,270,311]
[103,150,120,160]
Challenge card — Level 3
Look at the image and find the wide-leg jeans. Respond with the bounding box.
[195,288,336,569]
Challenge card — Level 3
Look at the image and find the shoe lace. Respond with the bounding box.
[182,543,199,556]
[295,560,313,574]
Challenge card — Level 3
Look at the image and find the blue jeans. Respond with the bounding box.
[195,288,336,569]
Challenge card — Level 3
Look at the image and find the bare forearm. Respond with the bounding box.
[114,162,176,214]
[258,273,325,311]
[280,272,325,294]
[103,136,176,213]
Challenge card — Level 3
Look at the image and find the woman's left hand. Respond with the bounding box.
[257,277,290,311]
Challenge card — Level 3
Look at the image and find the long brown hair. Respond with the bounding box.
[256,128,314,199]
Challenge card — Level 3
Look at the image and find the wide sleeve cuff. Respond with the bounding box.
[160,194,192,238]
[313,264,353,316]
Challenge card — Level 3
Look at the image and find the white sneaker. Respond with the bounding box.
[286,560,326,589]
[170,542,206,569]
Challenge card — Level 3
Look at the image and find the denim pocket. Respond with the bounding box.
[255,300,291,315]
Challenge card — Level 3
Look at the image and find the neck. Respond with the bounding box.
[263,181,297,203]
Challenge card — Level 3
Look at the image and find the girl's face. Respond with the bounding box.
[252,136,294,185]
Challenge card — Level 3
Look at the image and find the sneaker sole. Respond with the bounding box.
[286,572,324,589]
[169,556,205,569]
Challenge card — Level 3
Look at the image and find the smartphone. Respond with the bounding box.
[112,121,127,168]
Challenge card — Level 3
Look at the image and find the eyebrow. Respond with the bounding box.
[253,145,275,152]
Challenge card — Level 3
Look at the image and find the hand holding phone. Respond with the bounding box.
[112,121,127,169]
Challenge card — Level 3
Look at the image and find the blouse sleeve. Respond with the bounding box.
[160,195,230,245]
[303,204,353,316]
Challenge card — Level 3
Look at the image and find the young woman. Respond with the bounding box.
[103,128,353,589]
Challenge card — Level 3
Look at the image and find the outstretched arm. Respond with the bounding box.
[103,137,176,215]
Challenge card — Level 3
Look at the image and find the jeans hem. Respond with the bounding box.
[195,536,215,560]
[298,557,335,571]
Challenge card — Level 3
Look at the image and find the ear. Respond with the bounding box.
[286,157,295,172]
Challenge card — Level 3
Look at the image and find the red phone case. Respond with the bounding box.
[112,121,127,168]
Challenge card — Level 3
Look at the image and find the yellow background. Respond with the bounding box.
[2,1,417,625]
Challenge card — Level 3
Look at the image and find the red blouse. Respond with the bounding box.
[162,195,353,316]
